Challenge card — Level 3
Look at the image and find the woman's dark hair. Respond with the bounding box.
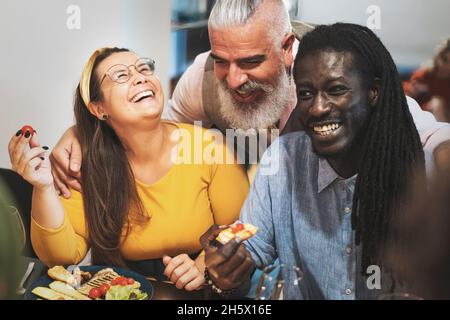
[294,23,426,277]
[74,47,148,267]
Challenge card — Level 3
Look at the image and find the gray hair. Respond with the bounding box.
[208,0,292,48]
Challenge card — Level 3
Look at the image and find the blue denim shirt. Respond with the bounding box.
[241,132,392,300]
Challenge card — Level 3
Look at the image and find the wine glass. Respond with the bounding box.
[255,263,303,300]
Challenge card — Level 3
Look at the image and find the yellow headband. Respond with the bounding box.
[79,47,111,106]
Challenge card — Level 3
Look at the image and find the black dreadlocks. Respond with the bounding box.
[293,23,426,274]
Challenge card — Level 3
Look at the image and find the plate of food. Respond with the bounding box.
[24,265,152,300]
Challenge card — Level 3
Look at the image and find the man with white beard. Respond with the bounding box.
[165,0,305,133]
[216,69,291,131]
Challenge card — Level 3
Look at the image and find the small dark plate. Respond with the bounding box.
[23,265,153,300]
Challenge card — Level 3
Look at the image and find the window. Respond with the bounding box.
[170,0,216,94]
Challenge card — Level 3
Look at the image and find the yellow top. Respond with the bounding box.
[31,123,249,267]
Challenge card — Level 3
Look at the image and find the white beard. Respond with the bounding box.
[218,67,291,130]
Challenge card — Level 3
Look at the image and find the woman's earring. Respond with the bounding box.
[102,114,109,120]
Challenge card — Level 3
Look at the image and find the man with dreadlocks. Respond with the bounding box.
[200,23,443,299]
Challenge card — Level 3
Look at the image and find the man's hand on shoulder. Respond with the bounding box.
[50,126,83,198]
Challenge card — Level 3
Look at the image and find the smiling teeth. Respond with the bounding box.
[236,89,252,96]
[131,90,154,103]
[313,123,341,136]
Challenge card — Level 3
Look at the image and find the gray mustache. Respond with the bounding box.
[221,79,274,94]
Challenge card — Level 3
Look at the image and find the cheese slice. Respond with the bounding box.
[32,287,75,300]
[49,281,91,300]
[47,266,77,286]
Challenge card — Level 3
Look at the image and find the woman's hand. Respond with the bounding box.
[162,253,205,291]
[8,129,53,189]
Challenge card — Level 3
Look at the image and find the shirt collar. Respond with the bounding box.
[318,157,340,193]
[317,157,359,193]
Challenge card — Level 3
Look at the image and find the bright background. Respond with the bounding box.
[295,0,450,70]
[1,0,449,168]
[0,0,171,168]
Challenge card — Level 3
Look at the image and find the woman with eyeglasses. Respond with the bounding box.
[7,47,249,291]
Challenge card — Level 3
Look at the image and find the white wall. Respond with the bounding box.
[1,0,449,168]
[295,0,450,68]
[0,0,171,168]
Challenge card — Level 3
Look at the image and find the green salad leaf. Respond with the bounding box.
[105,285,148,300]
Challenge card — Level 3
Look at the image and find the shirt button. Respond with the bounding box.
[345,288,352,295]
[344,207,351,214]
[346,246,353,254]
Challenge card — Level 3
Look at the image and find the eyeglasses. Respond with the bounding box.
[99,57,155,85]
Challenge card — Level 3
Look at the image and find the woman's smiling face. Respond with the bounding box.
[93,51,164,127]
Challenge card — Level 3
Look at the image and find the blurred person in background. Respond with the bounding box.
[385,146,450,299]
[405,38,450,123]
[433,140,450,173]
[0,180,21,300]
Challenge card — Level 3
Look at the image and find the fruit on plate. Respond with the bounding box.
[88,288,102,300]
[32,266,148,300]
[77,268,140,296]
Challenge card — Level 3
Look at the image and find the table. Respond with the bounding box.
[149,279,214,300]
